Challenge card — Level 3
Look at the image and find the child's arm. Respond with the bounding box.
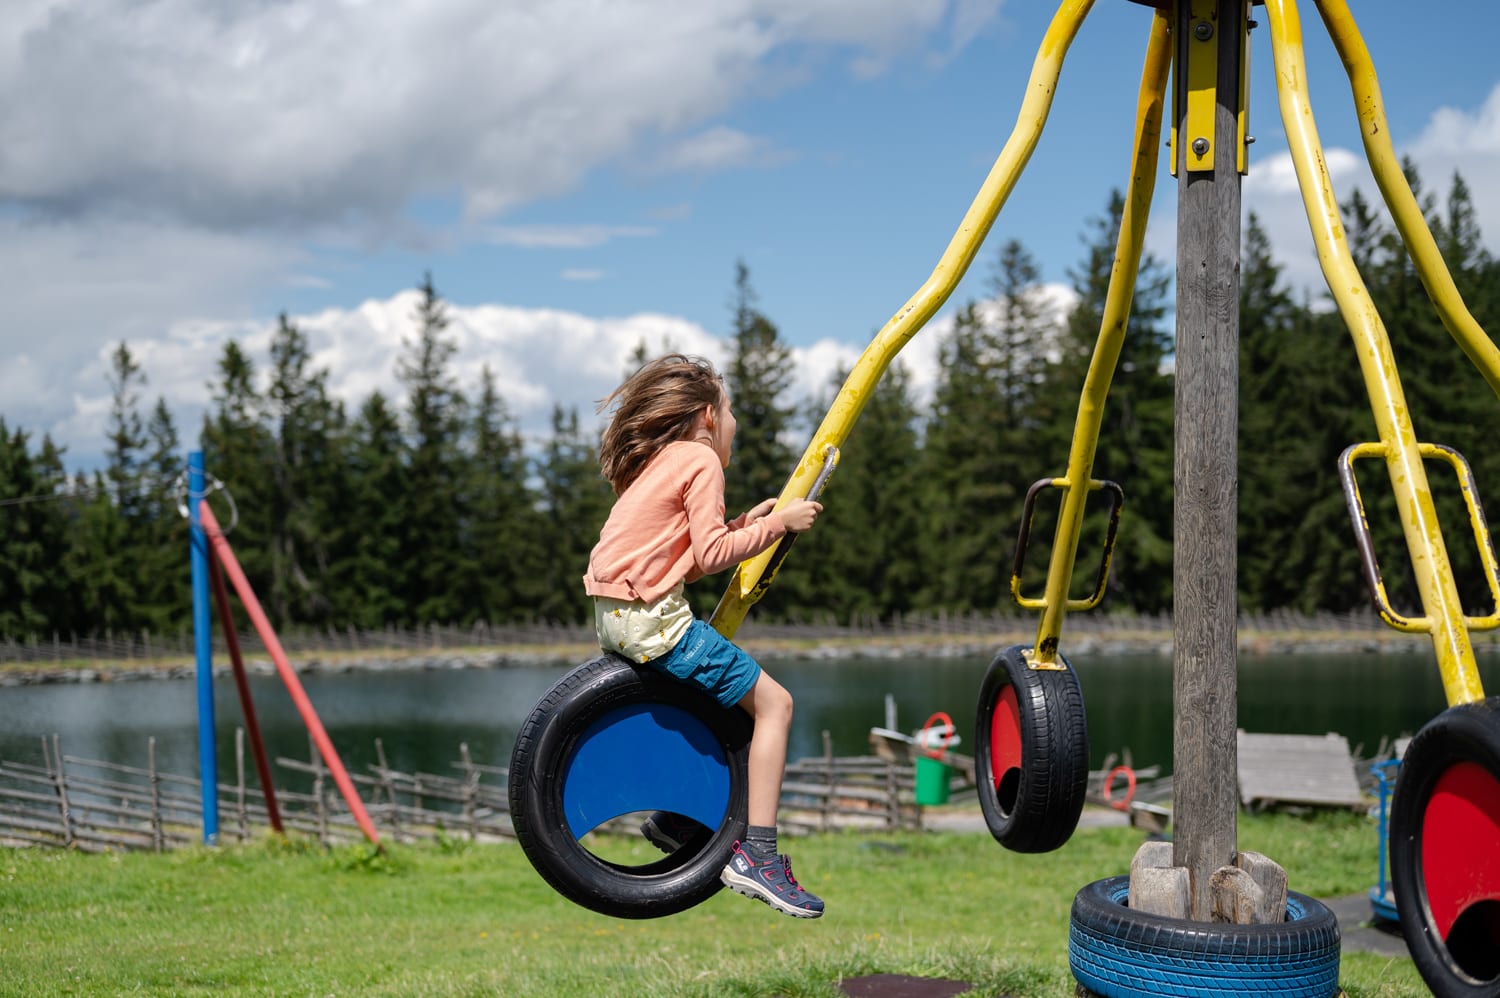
[734,496,820,532]
[682,460,820,574]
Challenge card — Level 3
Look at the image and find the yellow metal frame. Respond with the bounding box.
[707,0,1496,706]
[1022,9,1172,668]
[1171,0,1252,176]
[1265,0,1491,706]
[709,0,1100,637]
[1314,0,1500,401]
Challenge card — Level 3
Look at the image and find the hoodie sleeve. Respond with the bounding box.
[680,450,787,578]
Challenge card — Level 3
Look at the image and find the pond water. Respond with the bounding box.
[2,648,1492,785]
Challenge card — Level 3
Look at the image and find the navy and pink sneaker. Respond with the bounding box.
[720,841,825,918]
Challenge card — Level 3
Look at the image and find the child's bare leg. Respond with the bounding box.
[722,671,823,917]
[737,672,792,826]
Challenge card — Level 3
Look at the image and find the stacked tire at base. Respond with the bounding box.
[1068,877,1341,997]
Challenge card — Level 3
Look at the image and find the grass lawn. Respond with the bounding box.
[0,811,1426,997]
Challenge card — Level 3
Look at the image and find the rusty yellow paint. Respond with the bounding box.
[1264,0,1485,707]
[1315,0,1500,401]
[707,1,1100,639]
[1020,8,1172,667]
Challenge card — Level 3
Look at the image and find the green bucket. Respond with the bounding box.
[914,754,952,806]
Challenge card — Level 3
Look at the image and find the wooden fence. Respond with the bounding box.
[0,730,950,853]
[0,731,516,852]
[780,731,933,834]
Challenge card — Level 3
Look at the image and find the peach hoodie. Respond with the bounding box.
[583,440,787,604]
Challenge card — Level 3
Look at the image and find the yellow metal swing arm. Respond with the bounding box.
[1014,7,1172,668]
[709,0,1100,639]
[1265,0,1493,706]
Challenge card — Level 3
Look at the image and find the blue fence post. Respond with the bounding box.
[189,450,219,844]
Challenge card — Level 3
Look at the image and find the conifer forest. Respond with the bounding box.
[3,171,1498,643]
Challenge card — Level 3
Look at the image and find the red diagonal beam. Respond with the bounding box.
[199,500,381,848]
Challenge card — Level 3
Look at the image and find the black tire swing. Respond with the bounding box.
[508,653,751,919]
[975,478,1120,853]
[1388,695,1500,997]
[973,644,1089,853]
[509,451,838,919]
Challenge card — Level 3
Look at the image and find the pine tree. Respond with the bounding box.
[1234,212,1368,614]
[1046,191,1175,613]
[1364,168,1500,613]
[797,360,926,623]
[458,365,544,623]
[397,273,468,623]
[330,392,409,628]
[98,342,156,631]
[1238,213,1301,611]
[64,469,134,633]
[0,423,55,637]
[715,262,801,619]
[919,239,1055,612]
[131,398,188,632]
[723,261,796,517]
[201,340,276,604]
[31,435,80,635]
[105,343,148,521]
[266,314,346,626]
[533,405,611,624]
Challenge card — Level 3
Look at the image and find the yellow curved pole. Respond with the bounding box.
[710,0,1099,638]
[1026,8,1172,667]
[1314,0,1500,401]
[1263,0,1484,706]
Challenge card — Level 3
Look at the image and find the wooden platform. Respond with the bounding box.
[1236,730,1366,811]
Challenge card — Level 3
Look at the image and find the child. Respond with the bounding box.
[584,353,826,918]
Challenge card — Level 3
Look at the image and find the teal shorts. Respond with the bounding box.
[647,619,762,709]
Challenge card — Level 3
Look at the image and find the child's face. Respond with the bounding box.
[709,389,737,468]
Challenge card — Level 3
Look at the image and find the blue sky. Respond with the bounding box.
[5,1,1500,471]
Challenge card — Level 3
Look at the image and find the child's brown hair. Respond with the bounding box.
[596,354,724,494]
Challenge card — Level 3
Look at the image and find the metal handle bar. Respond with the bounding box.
[1011,477,1125,614]
[1338,441,1500,634]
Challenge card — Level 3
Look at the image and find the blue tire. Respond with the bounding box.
[1069,876,1341,997]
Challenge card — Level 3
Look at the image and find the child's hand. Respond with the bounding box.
[744,497,778,522]
[776,497,823,533]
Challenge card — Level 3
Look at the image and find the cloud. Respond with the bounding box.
[648,126,792,175]
[0,0,1012,470]
[0,214,302,457]
[48,291,925,469]
[2,1,1006,236]
[1239,146,1376,304]
[485,224,657,249]
[1405,81,1500,244]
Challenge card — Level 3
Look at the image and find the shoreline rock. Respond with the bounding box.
[0,628,1482,686]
